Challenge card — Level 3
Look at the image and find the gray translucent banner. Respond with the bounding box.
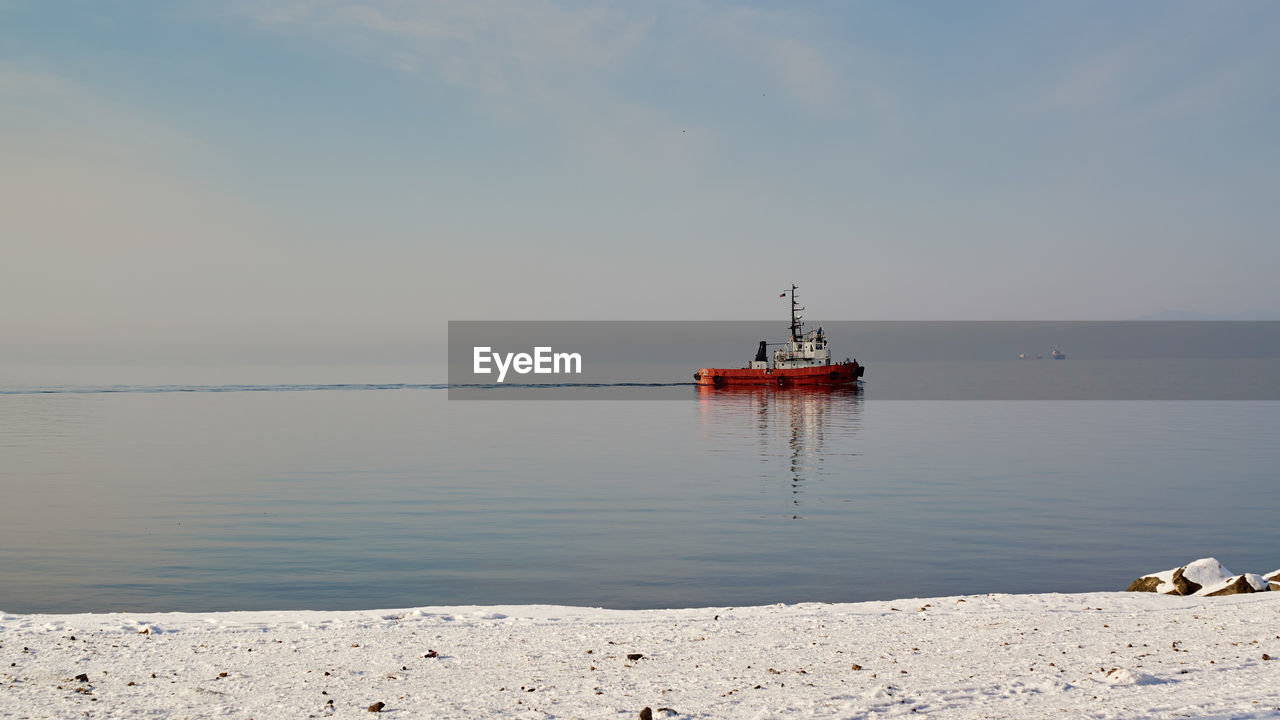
[447,321,1280,400]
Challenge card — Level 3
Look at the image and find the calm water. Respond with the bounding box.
[2,365,1278,613]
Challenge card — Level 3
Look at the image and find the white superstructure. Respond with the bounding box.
[773,328,833,369]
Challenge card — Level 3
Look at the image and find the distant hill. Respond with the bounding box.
[1132,310,1280,321]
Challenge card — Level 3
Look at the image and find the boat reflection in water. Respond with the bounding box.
[695,384,863,519]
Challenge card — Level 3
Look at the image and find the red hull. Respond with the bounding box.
[694,361,862,387]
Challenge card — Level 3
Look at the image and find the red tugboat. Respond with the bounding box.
[693,285,865,388]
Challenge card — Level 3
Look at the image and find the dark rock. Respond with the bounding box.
[1170,568,1202,596]
[851,663,863,671]
[1125,575,1162,591]
[627,653,644,661]
[74,673,89,682]
[1128,566,1206,595]
[639,707,652,720]
[1205,575,1256,597]
[368,701,386,712]
[1126,573,1167,591]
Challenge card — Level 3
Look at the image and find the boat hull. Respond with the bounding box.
[693,361,863,387]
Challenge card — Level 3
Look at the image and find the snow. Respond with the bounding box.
[1147,557,1231,594]
[1142,557,1278,596]
[1200,573,1273,595]
[3,591,1279,718]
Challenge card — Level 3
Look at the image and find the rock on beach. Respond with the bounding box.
[1125,557,1274,596]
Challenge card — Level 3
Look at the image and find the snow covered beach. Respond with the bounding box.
[4,591,1279,719]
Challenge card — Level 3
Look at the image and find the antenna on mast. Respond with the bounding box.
[788,283,804,341]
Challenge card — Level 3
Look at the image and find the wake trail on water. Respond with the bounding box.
[0,382,694,395]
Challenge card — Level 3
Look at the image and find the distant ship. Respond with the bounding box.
[1018,353,1043,360]
[1050,347,1066,360]
[693,285,864,387]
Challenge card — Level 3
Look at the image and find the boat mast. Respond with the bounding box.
[788,283,804,341]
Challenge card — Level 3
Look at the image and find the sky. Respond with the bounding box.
[2,1,1278,364]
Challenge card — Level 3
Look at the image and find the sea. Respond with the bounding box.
[2,362,1278,614]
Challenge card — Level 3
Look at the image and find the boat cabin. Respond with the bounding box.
[750,285,836,369]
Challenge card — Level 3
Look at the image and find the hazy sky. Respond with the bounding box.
[3,1,1278,363]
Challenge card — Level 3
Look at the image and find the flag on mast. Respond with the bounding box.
[779,292,787,297]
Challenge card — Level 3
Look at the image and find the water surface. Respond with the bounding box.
[2,365,1276,612]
